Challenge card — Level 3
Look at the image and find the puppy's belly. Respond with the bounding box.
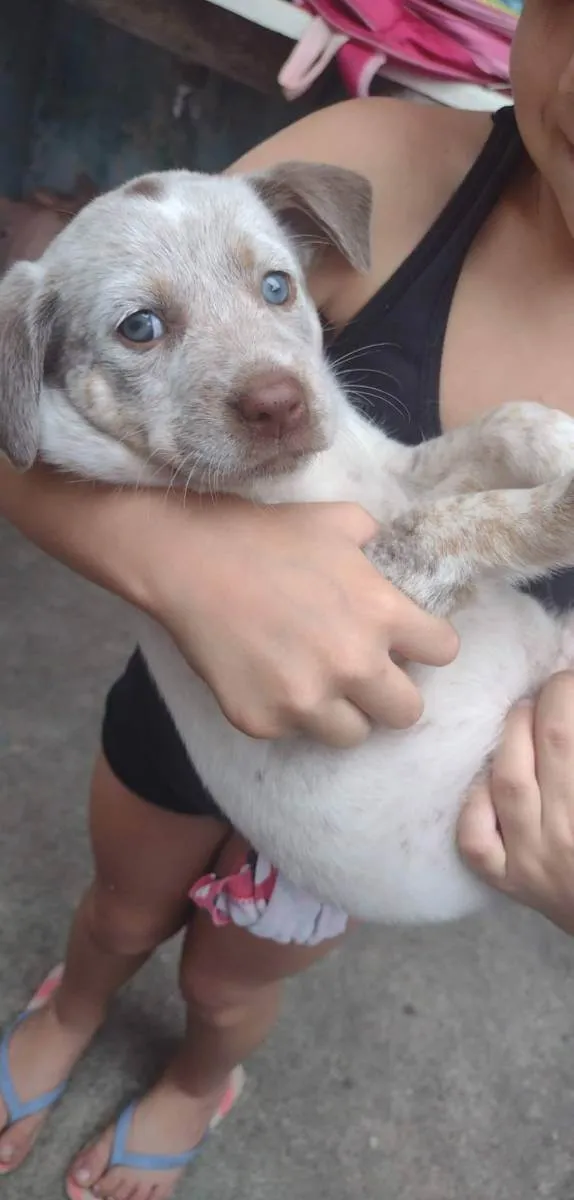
[139,586,561,925]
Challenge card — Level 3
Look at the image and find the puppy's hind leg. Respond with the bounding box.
[402,402,574,498]
[369,473,574,616]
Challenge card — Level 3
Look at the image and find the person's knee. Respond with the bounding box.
[85,881,183,957]
[180,958,279,1028]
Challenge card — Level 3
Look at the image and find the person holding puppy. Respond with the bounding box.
[2,2,574,1196]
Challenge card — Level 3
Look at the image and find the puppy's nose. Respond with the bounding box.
[235,372,307,437]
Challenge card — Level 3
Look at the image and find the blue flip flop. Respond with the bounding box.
[66,1065,245,1200]
[112,1100,210,1171]
[0,964,67,1174]
[0,1014,67,1123]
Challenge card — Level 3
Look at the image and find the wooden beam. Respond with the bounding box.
[64,0,292,94]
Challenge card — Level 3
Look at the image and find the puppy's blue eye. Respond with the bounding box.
[261,272,291,306]
[118,310,165,344]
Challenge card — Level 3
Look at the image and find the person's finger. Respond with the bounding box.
[457,778,507,883]
[534,671,574,837]
[306,502,379,545]
[389,598,460,668]
[300,697,372,748]
[348,660,424,729]
[489,702,541,851]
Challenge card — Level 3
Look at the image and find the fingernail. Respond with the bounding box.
[75,1168,91,1184]
[0,1145,14,1163]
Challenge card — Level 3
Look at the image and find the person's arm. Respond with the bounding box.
[1,457,458,745]
[1,97,463,747]
[458,672,574,934]
[0,457,161,610]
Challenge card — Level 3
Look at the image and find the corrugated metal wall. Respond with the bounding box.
[0,1,344,196]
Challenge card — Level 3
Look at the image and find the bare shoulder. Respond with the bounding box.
[231,96,486,185]
[230,97,491,322]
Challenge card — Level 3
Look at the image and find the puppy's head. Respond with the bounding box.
[0,163,372,486]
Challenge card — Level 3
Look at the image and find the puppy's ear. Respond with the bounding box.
[249,161,372,274]
[0,261,56,469]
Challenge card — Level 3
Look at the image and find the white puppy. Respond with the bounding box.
[2,164,574,924]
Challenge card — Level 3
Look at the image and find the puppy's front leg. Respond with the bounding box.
[369,473,574,616]
[402,402,574,499]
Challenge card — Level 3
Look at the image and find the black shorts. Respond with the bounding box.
[102,648,226,820]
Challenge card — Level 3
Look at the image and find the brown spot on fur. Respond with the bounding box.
[424,488,574,572]
[124,176,164,201]
[472,481,574,572]
[80,368,147,457]
[234,240,257,274]
[147,277,188,332]
[376,473,574,620]
[231,241,298,308]
[83,369,123,430]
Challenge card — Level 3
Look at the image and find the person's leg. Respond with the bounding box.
[0,753,227,1171]
[69,834,347,1200]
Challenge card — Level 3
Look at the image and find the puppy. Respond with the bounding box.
[2,164,574,923]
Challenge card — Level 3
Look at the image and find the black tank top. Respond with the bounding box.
[105,105,571,818]
[329,106,572,613]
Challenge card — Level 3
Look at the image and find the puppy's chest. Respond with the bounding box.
[248,418,410,520]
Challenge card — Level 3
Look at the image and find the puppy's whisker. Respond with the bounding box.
[344,377,410,419]
[345,385,410,424]
[334,365,401,388]
[331,342,400,370]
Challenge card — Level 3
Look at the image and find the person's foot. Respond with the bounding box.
[68,1074,234,1200]
[0,998,100,1172]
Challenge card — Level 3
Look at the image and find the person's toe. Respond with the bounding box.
[121,1185,140,1200]
[0,1096,14,1161]
[110,1181,136,1200]
[95,1170,170,1200]
[0,1113,42,1173]
[94,1170,176,1200]
[152,1177,178,1200]
[91,1166,130,1198]
[69,1127,114,1192]
[130,1184,155,1200]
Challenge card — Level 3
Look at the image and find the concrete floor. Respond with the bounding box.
[4,5,573,1198]
[2,517,574,1200]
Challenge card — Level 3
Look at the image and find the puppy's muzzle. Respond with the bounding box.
[233,370,308,440]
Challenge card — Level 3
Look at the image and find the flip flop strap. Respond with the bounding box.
[110,1102,206,1171]
[0,1014,66,1123]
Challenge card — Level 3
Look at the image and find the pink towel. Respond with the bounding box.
[408,0,510,77]
[190,846,348,946]
[279,0,516,100]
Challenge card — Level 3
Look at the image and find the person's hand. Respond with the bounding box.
[458,672,574,933]
[148,498,459,747]
[0,459,457,749]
